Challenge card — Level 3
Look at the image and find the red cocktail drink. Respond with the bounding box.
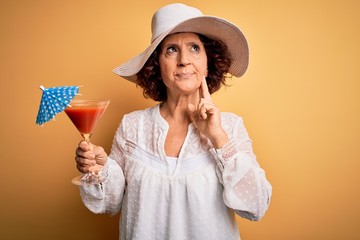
[64,99,110,185]
[65,106,106,136]
[65,100,109,142]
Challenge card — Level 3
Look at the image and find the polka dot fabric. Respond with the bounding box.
[80,105,272,240]
[36,85,79,125]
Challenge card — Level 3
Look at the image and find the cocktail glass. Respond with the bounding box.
[65,99,110,185]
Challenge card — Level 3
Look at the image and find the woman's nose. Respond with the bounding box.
[178,51,191,66]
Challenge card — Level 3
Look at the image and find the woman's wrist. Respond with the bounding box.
[210,129,229,149]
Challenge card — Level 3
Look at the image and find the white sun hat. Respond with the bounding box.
[113,3,249,83]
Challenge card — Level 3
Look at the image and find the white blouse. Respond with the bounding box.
[80,105,272,240]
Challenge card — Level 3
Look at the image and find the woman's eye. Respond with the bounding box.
[191,45,200,52]
[166,46,177,54]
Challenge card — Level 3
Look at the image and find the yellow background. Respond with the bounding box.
[1,0,359,239]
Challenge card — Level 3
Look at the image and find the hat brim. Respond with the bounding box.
[113,16,249,83]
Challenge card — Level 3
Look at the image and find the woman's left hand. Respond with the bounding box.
[188,77,229,148]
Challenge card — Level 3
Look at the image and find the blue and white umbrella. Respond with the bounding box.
[36,85,80,125]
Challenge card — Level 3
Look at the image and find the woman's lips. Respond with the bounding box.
[176,72,195,79]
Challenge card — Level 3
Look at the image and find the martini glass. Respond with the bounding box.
[65,99,110,185]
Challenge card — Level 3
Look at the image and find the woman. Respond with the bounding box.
[75,3,272,240]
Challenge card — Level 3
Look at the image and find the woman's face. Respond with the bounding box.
[159,32,208,97]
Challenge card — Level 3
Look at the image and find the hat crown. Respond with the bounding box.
[114,3,249,82]
[151,3,203,42]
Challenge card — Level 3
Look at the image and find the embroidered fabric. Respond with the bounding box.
[80,105,272,240]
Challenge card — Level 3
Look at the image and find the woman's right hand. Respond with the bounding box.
[75,141,108,174]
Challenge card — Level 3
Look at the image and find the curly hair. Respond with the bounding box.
[136,34,232,102]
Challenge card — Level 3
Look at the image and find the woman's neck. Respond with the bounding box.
[160,98,195,157]
[161,93,199,121]
[160,100,191,125]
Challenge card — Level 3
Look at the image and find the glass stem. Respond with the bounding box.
[83,133,92,144]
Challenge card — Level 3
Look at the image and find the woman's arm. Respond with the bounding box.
[211,115,272,221]
[79,121,127,216]
[80,158,125,215]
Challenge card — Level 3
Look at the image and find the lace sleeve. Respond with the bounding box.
[211,115,272,221]
[80,120,127,216]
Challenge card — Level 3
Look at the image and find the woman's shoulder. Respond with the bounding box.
[122,105,158,123]
[220,111,244,122]
[115,105,159,143]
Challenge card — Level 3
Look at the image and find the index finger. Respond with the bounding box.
[200,76,212,100]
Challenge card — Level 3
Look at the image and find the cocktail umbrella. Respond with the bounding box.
[36,85,80,125]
